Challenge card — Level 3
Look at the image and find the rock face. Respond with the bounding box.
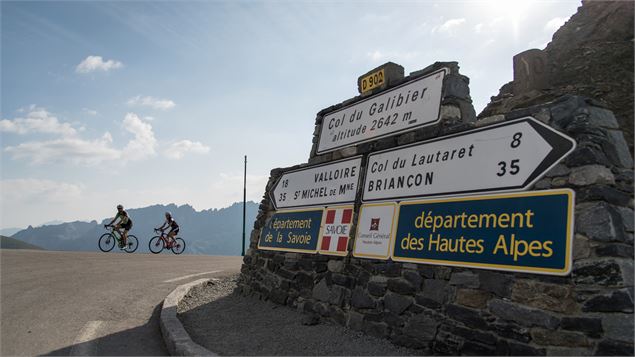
[479,0,634,153]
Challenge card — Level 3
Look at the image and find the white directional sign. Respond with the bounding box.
[271,157,362,209]
[317,68,447,154]
[363,117,576,202]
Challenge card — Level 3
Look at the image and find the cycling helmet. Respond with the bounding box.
[117,204,123,209]
[165,211,172,218]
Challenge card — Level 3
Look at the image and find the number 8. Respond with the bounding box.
[511,132,522,148]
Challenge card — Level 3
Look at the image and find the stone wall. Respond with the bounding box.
[238,76,634,355]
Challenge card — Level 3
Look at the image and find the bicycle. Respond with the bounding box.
[149,228,186,254]
[98,225,139,253]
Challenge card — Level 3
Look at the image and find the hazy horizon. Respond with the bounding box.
[3,200,259,231]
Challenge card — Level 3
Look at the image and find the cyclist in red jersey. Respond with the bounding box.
[156,212,179,247]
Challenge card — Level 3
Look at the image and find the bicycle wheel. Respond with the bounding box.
[98,233,115,252]
[149,236,164,254]
[171,238,186,254]
[124,235,139,253]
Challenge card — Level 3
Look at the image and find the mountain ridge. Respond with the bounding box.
[0,235,45,250]
[10,201,259,255]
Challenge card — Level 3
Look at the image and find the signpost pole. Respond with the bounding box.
[242,155,247,256]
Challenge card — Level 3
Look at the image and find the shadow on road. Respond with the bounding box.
[177,281,417,356]
[43,304,168,356]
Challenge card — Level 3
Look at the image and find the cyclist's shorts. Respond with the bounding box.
[170,228,180,236]
[123,221,132,231]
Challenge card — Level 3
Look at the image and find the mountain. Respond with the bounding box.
[0,235,45,250]
[11,221,98,251]
[0,227,24,236]
[9,201,259,255]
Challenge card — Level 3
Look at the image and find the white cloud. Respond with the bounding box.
[76,55,123,74]
[4,133,121,165]
[544,17,567,33]
[2,107,119,165]
[2,108,159,165]
[0,106,76,136]
[1,178,84,204]
[474,23,484,33]
[164,140,210,159]
[2,108,205,166]
[432,18,466,35]
[122,113,157,161]
[127,95,176,110]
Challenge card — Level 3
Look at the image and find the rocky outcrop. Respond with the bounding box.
[479,0,634,153]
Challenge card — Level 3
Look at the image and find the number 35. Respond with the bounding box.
[497,159,520,176]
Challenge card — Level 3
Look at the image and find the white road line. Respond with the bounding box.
[163,270,222,283]
[70,320,103,356]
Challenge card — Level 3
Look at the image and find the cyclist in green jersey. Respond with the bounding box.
[106,204,133,249]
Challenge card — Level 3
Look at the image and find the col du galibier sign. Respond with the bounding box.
[317,68,446,154]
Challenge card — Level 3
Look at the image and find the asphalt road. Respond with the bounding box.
[0,249,242,356]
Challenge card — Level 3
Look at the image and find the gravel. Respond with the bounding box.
[177,275,421,356]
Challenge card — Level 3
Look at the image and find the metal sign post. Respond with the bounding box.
[242,155,247,256]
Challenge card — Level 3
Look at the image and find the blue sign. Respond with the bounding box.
[259,208,324,253]
[392,189,574,275]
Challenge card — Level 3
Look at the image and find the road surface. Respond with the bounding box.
[1,249,242,356]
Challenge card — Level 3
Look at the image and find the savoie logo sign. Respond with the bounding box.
[259,209,324,253]
[317,68,446,154]
[392,189,574,275]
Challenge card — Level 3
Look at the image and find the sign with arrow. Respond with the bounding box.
[363,117,576,202]
[271,156,362,209]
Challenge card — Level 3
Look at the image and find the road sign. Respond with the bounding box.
[360,68,385,94]
[391,189,575,275]
[317,68,447,154]
[271,156,362,209]
[259,208,324,253]
[318,205,354,256]
[363,117,576,202]
[353,202,397,260]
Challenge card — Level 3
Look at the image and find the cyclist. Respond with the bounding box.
[156,212,179,247]
[105,204,133,249]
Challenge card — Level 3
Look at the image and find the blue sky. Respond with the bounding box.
[1,0,580,229]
